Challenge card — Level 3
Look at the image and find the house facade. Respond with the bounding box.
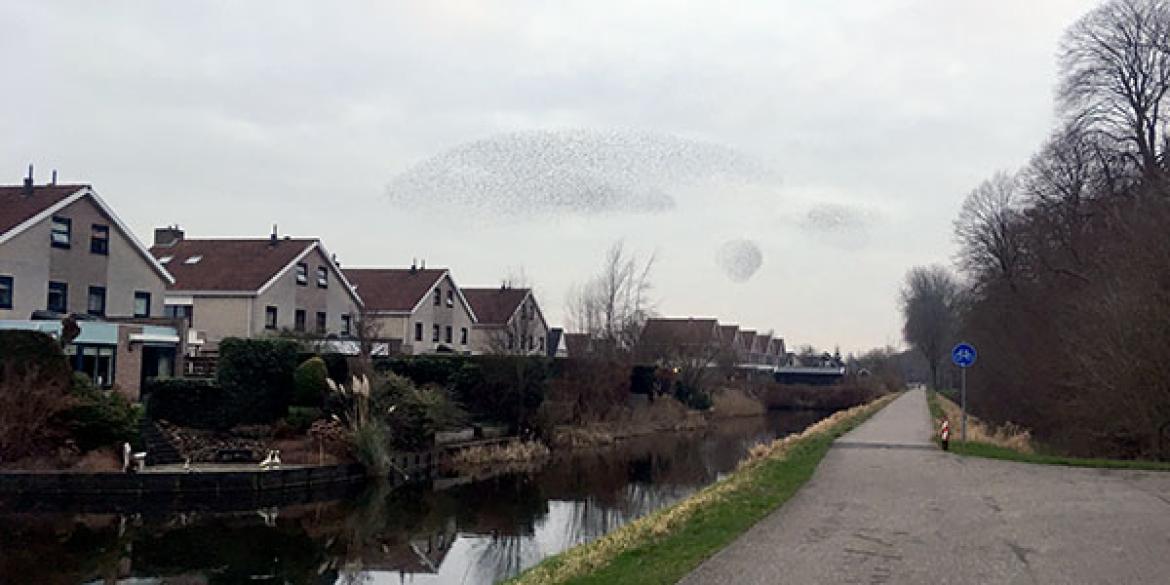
[462,286,549,355]
[1,183,172,320]
[343,266,477,355]
[0,180,183,400]
[637,317,725,366]
[150,228,362,351]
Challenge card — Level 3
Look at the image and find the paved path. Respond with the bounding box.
[679,389,1170,585]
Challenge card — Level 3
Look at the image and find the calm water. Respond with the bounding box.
[0,410,826,585]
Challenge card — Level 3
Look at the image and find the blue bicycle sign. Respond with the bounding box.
[951,343,977,368]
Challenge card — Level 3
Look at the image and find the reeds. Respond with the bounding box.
[933,392,1033,453]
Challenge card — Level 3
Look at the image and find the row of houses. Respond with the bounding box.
[636,317,788,369]
[0,177,561,401]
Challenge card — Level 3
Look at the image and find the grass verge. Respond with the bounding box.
[506,393,900,585]
[925,391,1170,472]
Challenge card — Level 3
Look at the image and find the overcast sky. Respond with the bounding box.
[1,1,1100,353]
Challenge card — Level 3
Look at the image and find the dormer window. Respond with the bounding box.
[316,266,328,288]
[295,263,308,285]
[183,255,203,264]
[50,217,71,248]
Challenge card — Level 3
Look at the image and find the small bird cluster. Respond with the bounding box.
[716,239,764,283]
[385,128,780,218]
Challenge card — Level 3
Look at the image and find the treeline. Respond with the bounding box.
[905,0,1170,460]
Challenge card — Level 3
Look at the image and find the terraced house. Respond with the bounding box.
[0,177,184,399]
[150,227,362,352]
[343,265,476,355]
[462,286,549,355]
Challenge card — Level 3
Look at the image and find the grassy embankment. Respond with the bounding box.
[926,390,1170,472]
[506,392,900,585]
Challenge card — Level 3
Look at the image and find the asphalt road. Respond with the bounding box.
[679,389,1170,585]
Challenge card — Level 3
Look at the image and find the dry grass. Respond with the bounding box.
[446,440,551,469]
[933,392,1033,453]
[508,393,898,585]
[709,386,766,418]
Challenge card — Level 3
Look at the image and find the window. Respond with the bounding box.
[446,290,454,307]
[265,306,278,329]
[295,263,308,285]
[507,332,515,350]
[158,255,173,265]
[529,335,535,351]
[294,309,306,332]
[539,336,545,351]
[183,255,202,264]
[316,311,327,334]
[433,288,441,306]
[87,286,106,316]
[432,324,440,342]
[341,314,352,335]
[445,325,452,343]
[134,291,151,317]
[50,216,71,248]
[165,304,194,327]
[0,276,12,309]
[414,322,424,341]
[90,224,109,255]
[69,345,116,387]
[316,266,328,288]
[47,281,68,313]
[460,327,468,345]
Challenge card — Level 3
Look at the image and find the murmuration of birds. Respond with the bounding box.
[716,239,763,283]
[385,129,780,217]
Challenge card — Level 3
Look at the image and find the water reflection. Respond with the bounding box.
[0,410,826,585]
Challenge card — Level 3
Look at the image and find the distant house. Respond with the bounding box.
[738,330,757,364]
[719,324,744,359]
[637,317,725,366]
[343,265,477,355]
[0,177,184,399]
[767,337,787,366]
[150,227,362,351]
[755,332,773,365]
[462,286,549,355]
[546,327,568,358]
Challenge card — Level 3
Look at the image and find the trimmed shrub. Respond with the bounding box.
[630,365,656,395]
[217,337,300,424]
[145,378,226,429]
[674,381,713,411]
[63,374,142,451]
[0,330,71,385]
[293,357,330,407]
[286,406,323,433]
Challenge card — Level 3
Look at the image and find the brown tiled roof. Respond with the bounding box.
[719,325,740,346]
[0,184,88,236]
[640,318,721,346]
[563,333,592,357]
[344,268,447,313]
[150,238,316,292]
[462,288,530,325]
[739,330,757,352]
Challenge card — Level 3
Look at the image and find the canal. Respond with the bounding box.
[0,410,827,584]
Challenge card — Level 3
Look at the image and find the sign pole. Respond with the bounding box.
[960,367,967,442]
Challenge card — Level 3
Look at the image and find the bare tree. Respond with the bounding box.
[900,265,961,391]
[955,171,1025,285]
[1059,0,1170,179]
[351,309,384,377]
[565,241,656,354]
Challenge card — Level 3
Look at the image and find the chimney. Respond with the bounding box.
[420,259,426,269]
[50,169,57,185]
[22,164,33,196]
[269,224,278,246]
[410,258,417,274]
[153,225,185,247]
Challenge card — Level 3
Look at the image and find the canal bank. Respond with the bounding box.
[0,409,828,583]
[507,393,898,585]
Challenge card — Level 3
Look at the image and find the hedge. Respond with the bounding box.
[217,337,300,424]
[0,330,70,385]
[145,378,226,429]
